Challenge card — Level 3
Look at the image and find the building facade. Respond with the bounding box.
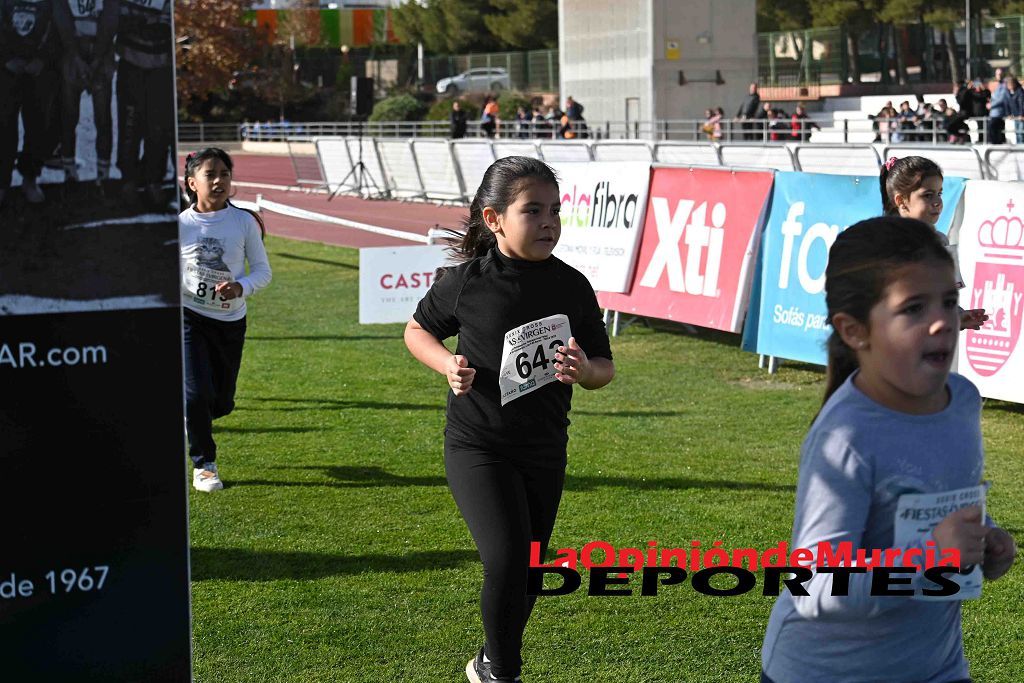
[559,0,757,126]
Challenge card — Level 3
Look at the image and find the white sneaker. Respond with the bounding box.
[22,179,45,204]
[193,463,224,492]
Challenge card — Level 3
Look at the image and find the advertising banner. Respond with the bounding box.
[0,0,191,678]
[359,245,448,324]
[743,173,966,365]
[956,181,1024,404]
[598,168,774,332]
[548,162,651,292]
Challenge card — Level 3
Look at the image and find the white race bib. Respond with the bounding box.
[893,484,986,601]
[182,263,241,314]
[498,314,572,406]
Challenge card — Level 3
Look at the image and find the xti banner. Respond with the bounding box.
[599,167,774,332]
[742,172,966,365]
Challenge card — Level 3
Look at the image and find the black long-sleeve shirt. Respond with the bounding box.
[414,247,612,451]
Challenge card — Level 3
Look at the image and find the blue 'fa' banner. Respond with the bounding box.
[741,172,966,365]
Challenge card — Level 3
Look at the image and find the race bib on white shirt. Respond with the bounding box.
[893,484,986,601]
[498,314,572,406]
[181,240,242,314]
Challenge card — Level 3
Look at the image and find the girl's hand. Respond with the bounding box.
[960,308,988,330]
[554,337,590,385]
[934,506,988,567]
[982,527,1017,580]
[445,354,476,396]
[215,281,243,301]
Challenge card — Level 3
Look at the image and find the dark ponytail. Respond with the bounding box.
[820,215,954,408]
[183,147,266,239]
[879,155,943,216]
[450,156,559,262]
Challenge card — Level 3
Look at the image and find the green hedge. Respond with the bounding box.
[368,94,426,122]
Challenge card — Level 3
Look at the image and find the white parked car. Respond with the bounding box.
[436,68,510,95]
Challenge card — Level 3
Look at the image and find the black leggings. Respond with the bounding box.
[444,434,566,679]
[183,308,246,468]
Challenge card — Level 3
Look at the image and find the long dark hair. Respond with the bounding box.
[183,147,266,239]
[879,155,943,216]
[821,215,954,406]
[449,156,559,261]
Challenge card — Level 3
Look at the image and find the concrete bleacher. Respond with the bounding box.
[810,92,965,144]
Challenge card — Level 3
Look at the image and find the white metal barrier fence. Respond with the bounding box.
[307,137,1023,203]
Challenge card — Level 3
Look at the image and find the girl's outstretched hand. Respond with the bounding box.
[554,337,590,385]
[445,354,476,396]
[960,308,988,330]
[982,527,1017,580]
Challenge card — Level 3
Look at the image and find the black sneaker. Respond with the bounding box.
[465,648,522,682]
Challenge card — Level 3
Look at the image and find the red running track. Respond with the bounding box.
[177,153,468,249]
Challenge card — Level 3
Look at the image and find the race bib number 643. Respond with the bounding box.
[499,314,572,406]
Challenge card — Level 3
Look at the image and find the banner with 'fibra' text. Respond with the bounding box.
[549,162,651,293]
[742,172,966,365]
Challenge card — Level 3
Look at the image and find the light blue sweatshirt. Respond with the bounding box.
[762,373,987,683]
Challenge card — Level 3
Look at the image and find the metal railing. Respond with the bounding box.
[178,116,1024,146]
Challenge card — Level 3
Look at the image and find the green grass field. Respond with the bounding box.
[190,235,1024,682]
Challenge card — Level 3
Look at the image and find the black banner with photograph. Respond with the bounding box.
[0,0,190,678]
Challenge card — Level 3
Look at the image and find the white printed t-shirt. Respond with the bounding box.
[179,204,271,322]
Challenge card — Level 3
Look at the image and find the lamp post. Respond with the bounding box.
[966,0,972,81]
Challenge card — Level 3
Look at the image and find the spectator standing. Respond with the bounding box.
[564,95,586,138]
[872,100,893,142]
[1008,77,1024,143]
[565,96,583,123]
[736,82,760,140]
[481,95,498,138]
[989,75,1013,144]
[543,105,560,139]
[450,101,467,139]
[956,79,990,142]
[755,101,772,141]
[530,106,545,139]
[893,101,916,143]
[790,104,819,141]
[515,106,530,139]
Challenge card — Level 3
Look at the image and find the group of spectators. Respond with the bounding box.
[870,71,1024,145]
[450,96,587,140]
[727,82,820,141]
[701,83,819,142]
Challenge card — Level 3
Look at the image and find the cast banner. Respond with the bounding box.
[359,245,448,324]
[0,0,191,678]
[548,162,651,292]
[743,172,966,365]
[598,167,774,332]
[956,181,1024,404]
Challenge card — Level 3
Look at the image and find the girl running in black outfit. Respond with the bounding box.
[405,156,615,682]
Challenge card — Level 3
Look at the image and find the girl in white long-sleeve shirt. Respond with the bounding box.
[179,148,271,492]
